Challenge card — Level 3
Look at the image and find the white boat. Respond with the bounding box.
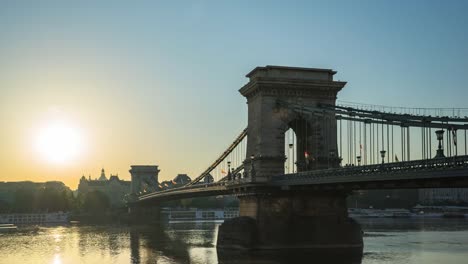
[164,208,239,223]
[349,208,413,218]
[0,223,17,232]
[0,212,69,225]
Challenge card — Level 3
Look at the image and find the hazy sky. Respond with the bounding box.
[1,1,467,189]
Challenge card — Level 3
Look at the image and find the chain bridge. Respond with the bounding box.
[129,65,468,252]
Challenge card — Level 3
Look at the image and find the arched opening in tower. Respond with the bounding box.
[284,117,314,173]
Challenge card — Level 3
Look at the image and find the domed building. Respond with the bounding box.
[77,168,131,207]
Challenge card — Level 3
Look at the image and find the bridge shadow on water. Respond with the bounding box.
[128,223,363,264]
[217,248,362,264]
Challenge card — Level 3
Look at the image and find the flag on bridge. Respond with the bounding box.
[221,169,227,175]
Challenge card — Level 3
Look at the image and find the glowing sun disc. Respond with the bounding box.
[35,121,84,164]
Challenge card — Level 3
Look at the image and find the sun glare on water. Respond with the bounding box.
[34,120,85,164]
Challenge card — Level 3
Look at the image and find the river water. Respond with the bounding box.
[1,218,468,264]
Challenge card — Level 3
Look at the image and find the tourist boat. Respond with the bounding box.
[412,205,468,218]
[348,208,413,218]
[0,212,69,225]
[0,223,17,232]
[384,208,412,218]
[163,208,239,223]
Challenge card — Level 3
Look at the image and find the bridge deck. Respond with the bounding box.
[136,156,468,203]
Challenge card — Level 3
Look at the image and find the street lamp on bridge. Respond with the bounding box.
[380,150,386,164]
[289,143,294,173]
[356,155,361,166]
[227,161,232,181]
[435,129,446,158]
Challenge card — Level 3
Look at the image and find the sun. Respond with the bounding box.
[34,120,84,164]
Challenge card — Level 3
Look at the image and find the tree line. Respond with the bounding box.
[0,187,112,214]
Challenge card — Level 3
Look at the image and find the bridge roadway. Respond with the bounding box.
[136,155,468,205]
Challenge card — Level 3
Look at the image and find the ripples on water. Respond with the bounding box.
[1,218,468,264]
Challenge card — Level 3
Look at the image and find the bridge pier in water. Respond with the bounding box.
[127,204,161,224]
[217,190,362,253]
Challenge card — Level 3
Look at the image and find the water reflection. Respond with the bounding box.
[127,223,362,264]
[130,231,140,264]
[1,219,468,263]
[217,248,362,264]
[52,253,61,264]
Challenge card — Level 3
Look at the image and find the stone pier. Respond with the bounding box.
[217,191,362,252]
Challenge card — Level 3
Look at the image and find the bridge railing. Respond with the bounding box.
[138,181,227,199]
[272,155,468,184]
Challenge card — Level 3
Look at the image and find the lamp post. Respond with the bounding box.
[288,143,293,173]
[357,155,361,166]
[227,161,232,181]
[435,130,445,158]
[380,150,386,164]
[288,143,294,172]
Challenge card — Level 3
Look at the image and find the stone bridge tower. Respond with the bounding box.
[129,165,160,194]
[217,66,362,254]
[239,65,346,180]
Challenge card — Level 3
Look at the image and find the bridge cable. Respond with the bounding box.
[375,122,378,163]
[422,126,425,160]
[381,122,384,162]
[446,127,449,157]
[401,126,404,161]
[428,126,431,158]
[347,120,350,165]
[447,127,451,157]
[353,120,356,164]
[455,129,458,156]
[407,126,411,161]
[339,118,342,161]
[364,121,367,165]
[374,122,377,163]
[465,129,467,156]
[387,123,390,163]
[359,120,362,164]
[364,122,367,165]
[353,119,356,165]
[352,120,354,165]
[427,126,430,159]
[370,122,373,164]
[391,124,394,162]
[429,127,432,158]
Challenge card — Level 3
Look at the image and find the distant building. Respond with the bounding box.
[173,174,191,185]
[419,188,468,204]
[159,174,192,190]
[77,168,131,207]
